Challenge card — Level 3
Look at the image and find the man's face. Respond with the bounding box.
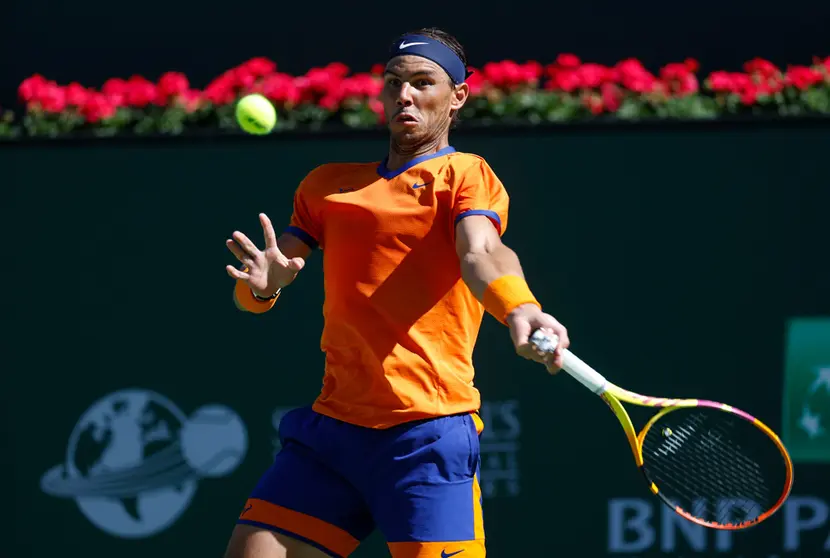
[381,55,468,143]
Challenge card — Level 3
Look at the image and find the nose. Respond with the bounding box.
[396,82,413,107]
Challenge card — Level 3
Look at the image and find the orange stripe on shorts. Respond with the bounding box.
[239,498,359,556]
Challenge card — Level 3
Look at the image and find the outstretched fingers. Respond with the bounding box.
[260,213,279,250]
[232,230,261,258]
[226,265,250,281]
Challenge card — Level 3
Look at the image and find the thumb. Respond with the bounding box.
[286,257,305,272]
[509,317,531,349]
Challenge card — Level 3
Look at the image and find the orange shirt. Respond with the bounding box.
[284,146,509,428]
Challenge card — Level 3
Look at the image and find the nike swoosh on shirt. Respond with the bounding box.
[400,41,428,49]
[441,550,465,558]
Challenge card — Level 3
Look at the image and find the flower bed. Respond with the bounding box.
[3,54,830,139]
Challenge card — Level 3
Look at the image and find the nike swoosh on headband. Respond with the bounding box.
[399,41,428,49]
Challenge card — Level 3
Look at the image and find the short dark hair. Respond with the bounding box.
[392,27,468,125]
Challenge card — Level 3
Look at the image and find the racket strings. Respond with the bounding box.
[646,436,767,520]
[646,443,766,519]
[642,409,785,526]
[648,417,769,510]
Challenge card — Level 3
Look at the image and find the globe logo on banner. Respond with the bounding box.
[782,318,830,463]
[40,389,248,538]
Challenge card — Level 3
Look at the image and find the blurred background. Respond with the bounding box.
[3,2,830,557]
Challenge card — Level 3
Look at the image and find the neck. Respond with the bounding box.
[386,132,449,171]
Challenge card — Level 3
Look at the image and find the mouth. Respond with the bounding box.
[394,112,418,124]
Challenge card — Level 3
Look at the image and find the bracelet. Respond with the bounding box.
[235,280,280,314]
[252,288,281,301]
[481,275,540,324]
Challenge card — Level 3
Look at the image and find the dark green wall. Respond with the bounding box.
[4,124,829,556]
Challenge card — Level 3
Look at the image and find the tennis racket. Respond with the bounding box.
[530,329,794,530]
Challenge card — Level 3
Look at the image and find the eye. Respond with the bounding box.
[415,79,432,88]
[385,77,402,87]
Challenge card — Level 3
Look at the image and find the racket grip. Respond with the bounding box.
[529,330,609,394]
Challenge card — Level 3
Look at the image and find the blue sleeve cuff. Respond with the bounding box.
[454,209,502,234]
[284,226,319,249]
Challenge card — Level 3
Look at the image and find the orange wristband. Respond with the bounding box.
[482,275,540,324]
[234,279,279,314]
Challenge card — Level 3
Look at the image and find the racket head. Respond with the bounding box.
[637,401,794,530]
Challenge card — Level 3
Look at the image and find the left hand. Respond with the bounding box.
[506,303,570,373]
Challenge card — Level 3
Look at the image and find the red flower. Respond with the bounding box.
[324,62,350,79]
[65,83,89,107]
[743,58,780,78]
[707,71,736,92]
[500,61,525,86]
[176,89,202,113]
[520,61,543,83]
[759,75,785,95]
[616,59,658,93]
[466,69,484,95]
[740,84,758,105]
[481,62,503,86]
[370,63,385,76]
[576,63,612,88]
[556,53,581,68]
[39,84,67,113]
[684,58,700,73]
[241,57,277,77]
[582,93,604,115]
[100,78,128,106]
[233,68,257,92]
[157,72,190,102]
[600,82,622,112]
[786,66,823,90]
[305,67,337,93]
[18,74,48,103]
[368,99,385,123]
[125,76,158,108]
[660,62,691,81]
[662,67,699,97]
[546,68,581,92]
[82,93,117,123]
[319,95,340,111]
[482,61,533,88]
[203,73,237,105]
[261,73,300,106]
[340,73,381,99]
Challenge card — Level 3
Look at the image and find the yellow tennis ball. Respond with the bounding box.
[235,94,276,135]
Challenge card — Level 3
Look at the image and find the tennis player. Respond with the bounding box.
[223,27,570,558]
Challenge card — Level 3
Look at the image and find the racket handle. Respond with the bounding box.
[529,330,609,395]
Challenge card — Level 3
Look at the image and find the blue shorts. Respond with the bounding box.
[237,406,484,557]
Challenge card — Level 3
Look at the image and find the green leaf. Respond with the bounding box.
[616,99,644,120]
[802,88,830,113]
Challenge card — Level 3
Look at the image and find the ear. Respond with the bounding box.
[450,82,469,112]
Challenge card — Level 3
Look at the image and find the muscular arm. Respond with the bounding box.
[455,214,569,371]
[455,215,525,300]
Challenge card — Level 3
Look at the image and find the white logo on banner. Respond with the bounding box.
[41,389,248,538]
[479,400,522,498]
[607,496,830,554]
